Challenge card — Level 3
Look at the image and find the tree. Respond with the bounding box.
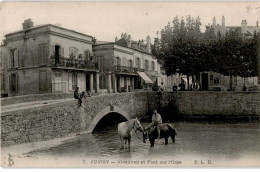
[156,15,203,90]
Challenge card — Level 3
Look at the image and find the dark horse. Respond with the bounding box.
[143,123,177,147]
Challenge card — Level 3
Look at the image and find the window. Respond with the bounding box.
[9,73,19,92]
[84,50,90,61]
[214,77,219,85]
[116,57,121,66]
[69,72,78,91]
[38,43,47,65]
[151,61,155,71]
[145,60,149,70]
[10,49,19,68]
[136,57,140,68]
[69,47,78,58]
[128,60,133,68]
[1,73,5,90]
[122,58,127,67]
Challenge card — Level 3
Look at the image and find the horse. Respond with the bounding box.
[143,123,177,147]
[118,118,144,150]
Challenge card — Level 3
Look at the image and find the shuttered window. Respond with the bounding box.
[84,50,90,61]
[38,43,47,65]
[69,47,78,58]
[151,61,155,71]
[9,49,19,68]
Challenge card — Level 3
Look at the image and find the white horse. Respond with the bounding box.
[118,118,143,150]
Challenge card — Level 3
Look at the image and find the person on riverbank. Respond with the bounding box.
[74,87,82,107]
[150,109,162,139]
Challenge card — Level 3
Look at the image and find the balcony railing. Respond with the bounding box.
[114,65,146,73]
[134,67,145,72]
[114,65,135,73]
[50,56,98,70]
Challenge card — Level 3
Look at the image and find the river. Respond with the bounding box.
[25,121,260,166]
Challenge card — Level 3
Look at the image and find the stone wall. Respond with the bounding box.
[1,91,259,147]
[1,93,73,106]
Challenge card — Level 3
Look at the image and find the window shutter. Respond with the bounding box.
[14,50,18,67]
[16,74,19,92]
[9,75,12,92]
[68,73,72,91]
[38,45,42,65]
[61,47,64,57]
[51,45,55,56]
[43,44,47,65]
[9,51,11,69]
[17,49,19,67]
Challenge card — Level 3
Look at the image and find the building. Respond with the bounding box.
[1,19,99,97]
[212,16,260,37]
[199,17,260,91]
[0,45,9,97]
[93,33,162,93]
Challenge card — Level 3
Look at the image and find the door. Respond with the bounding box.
[86,73,90,91]
[54,73,62,92]
[39,70,48,92]
[201,73,209,91]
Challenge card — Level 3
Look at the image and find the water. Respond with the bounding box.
[27,121,260,164]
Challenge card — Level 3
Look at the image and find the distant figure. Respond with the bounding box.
[179,79,185,91]
[172,84,178,91]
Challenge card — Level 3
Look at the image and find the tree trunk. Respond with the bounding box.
[229,75,233,91]
[187,75,190,91]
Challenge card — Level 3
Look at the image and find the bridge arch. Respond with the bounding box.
[86,106,130,133]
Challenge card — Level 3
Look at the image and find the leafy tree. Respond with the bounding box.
[152,16,259,91]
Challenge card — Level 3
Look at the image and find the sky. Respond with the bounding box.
[0,1,260,43]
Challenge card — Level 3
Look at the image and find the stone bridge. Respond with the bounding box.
[1,91,259,146]
[1,92,152,146]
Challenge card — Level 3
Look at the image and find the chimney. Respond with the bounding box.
[22,19,34,30]
[222,16,225,26]
[115,36,118,42]
[127,35,131,48]
[213,17,216,27]
[121,32,127,39]
[146,36,151,53]
[257,21,259,27]
[241,20,247,34]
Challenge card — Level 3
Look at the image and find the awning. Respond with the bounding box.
[137,72,153,84]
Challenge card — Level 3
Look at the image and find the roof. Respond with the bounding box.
[115,38,153,56]
[5,24,93,38]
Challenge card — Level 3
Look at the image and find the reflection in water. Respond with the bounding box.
[28,121,260,161]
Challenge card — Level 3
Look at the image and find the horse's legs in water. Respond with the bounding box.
[165,136,169,145]
[119,136,124,149]
[124,139,127,150]
[149,138,155,147]
[128,138,131,150]
[170,134,175,143]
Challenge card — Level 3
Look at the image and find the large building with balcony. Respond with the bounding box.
[93,33,162,93]
[1,19,99,96]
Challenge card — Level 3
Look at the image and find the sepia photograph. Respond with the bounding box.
[0,1,260,168]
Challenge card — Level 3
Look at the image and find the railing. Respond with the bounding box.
[52,82,66,93]
[134,67,145,72]
[114,65,135,73]
[50,56,98,70]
